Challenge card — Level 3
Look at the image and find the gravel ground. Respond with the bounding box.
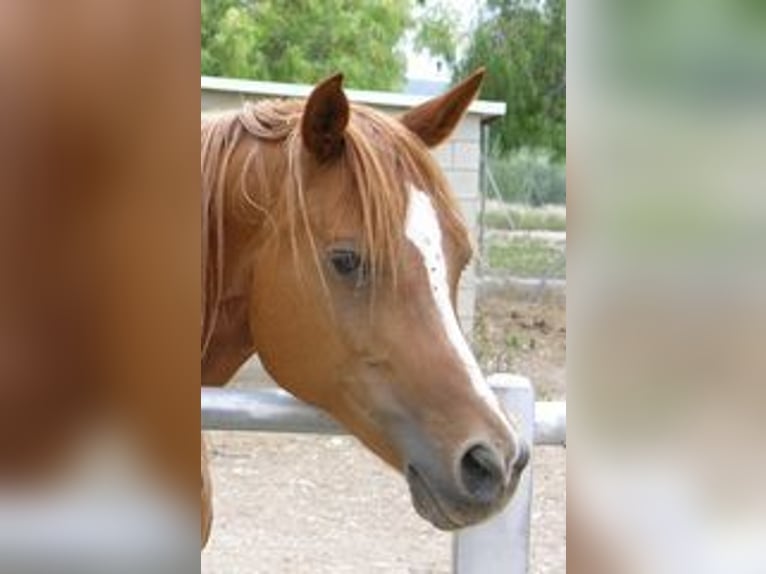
[202,296,566,573]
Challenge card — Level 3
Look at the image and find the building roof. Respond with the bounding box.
[201,76,506,119]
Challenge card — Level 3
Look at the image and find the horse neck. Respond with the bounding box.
[202,133,280,386]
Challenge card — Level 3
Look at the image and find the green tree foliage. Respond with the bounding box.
[202,0,416,90]
[412,0,460,68]
[455,0,566,159]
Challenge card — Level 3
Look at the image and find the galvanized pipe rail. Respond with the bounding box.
[202,374,566,574]
[202,377,566,446]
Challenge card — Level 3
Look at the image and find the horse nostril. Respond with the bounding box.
[513,440,530,474]
[459,443,504,503]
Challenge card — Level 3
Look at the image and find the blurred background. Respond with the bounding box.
[570,0,766,572]
[0,1,200,571]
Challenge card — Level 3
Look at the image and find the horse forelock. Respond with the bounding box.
[200,98,472,352]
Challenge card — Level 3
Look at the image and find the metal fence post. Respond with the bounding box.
[453,374,535,574]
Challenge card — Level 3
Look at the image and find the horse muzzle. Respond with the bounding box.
[405,439,529,530]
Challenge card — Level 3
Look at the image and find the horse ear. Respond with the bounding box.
[400,68,485,148]
[301,73,350,162]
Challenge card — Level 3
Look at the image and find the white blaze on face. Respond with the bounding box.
[404,187,509,428]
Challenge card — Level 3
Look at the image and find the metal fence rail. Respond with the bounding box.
[202,373,566,574]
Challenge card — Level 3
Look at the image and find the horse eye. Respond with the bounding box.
[329,249,362,277]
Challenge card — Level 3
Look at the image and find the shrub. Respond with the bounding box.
[482,206,566,232]
[487,149,566,206]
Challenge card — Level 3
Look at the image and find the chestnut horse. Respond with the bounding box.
[200,70,528,544]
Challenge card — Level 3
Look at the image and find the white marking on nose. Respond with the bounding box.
[404,187,509,429]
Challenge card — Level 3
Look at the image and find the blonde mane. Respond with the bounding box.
[201,98,471,353]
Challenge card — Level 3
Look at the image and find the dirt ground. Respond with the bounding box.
[202,294,566,573]
[474,292,566,401]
